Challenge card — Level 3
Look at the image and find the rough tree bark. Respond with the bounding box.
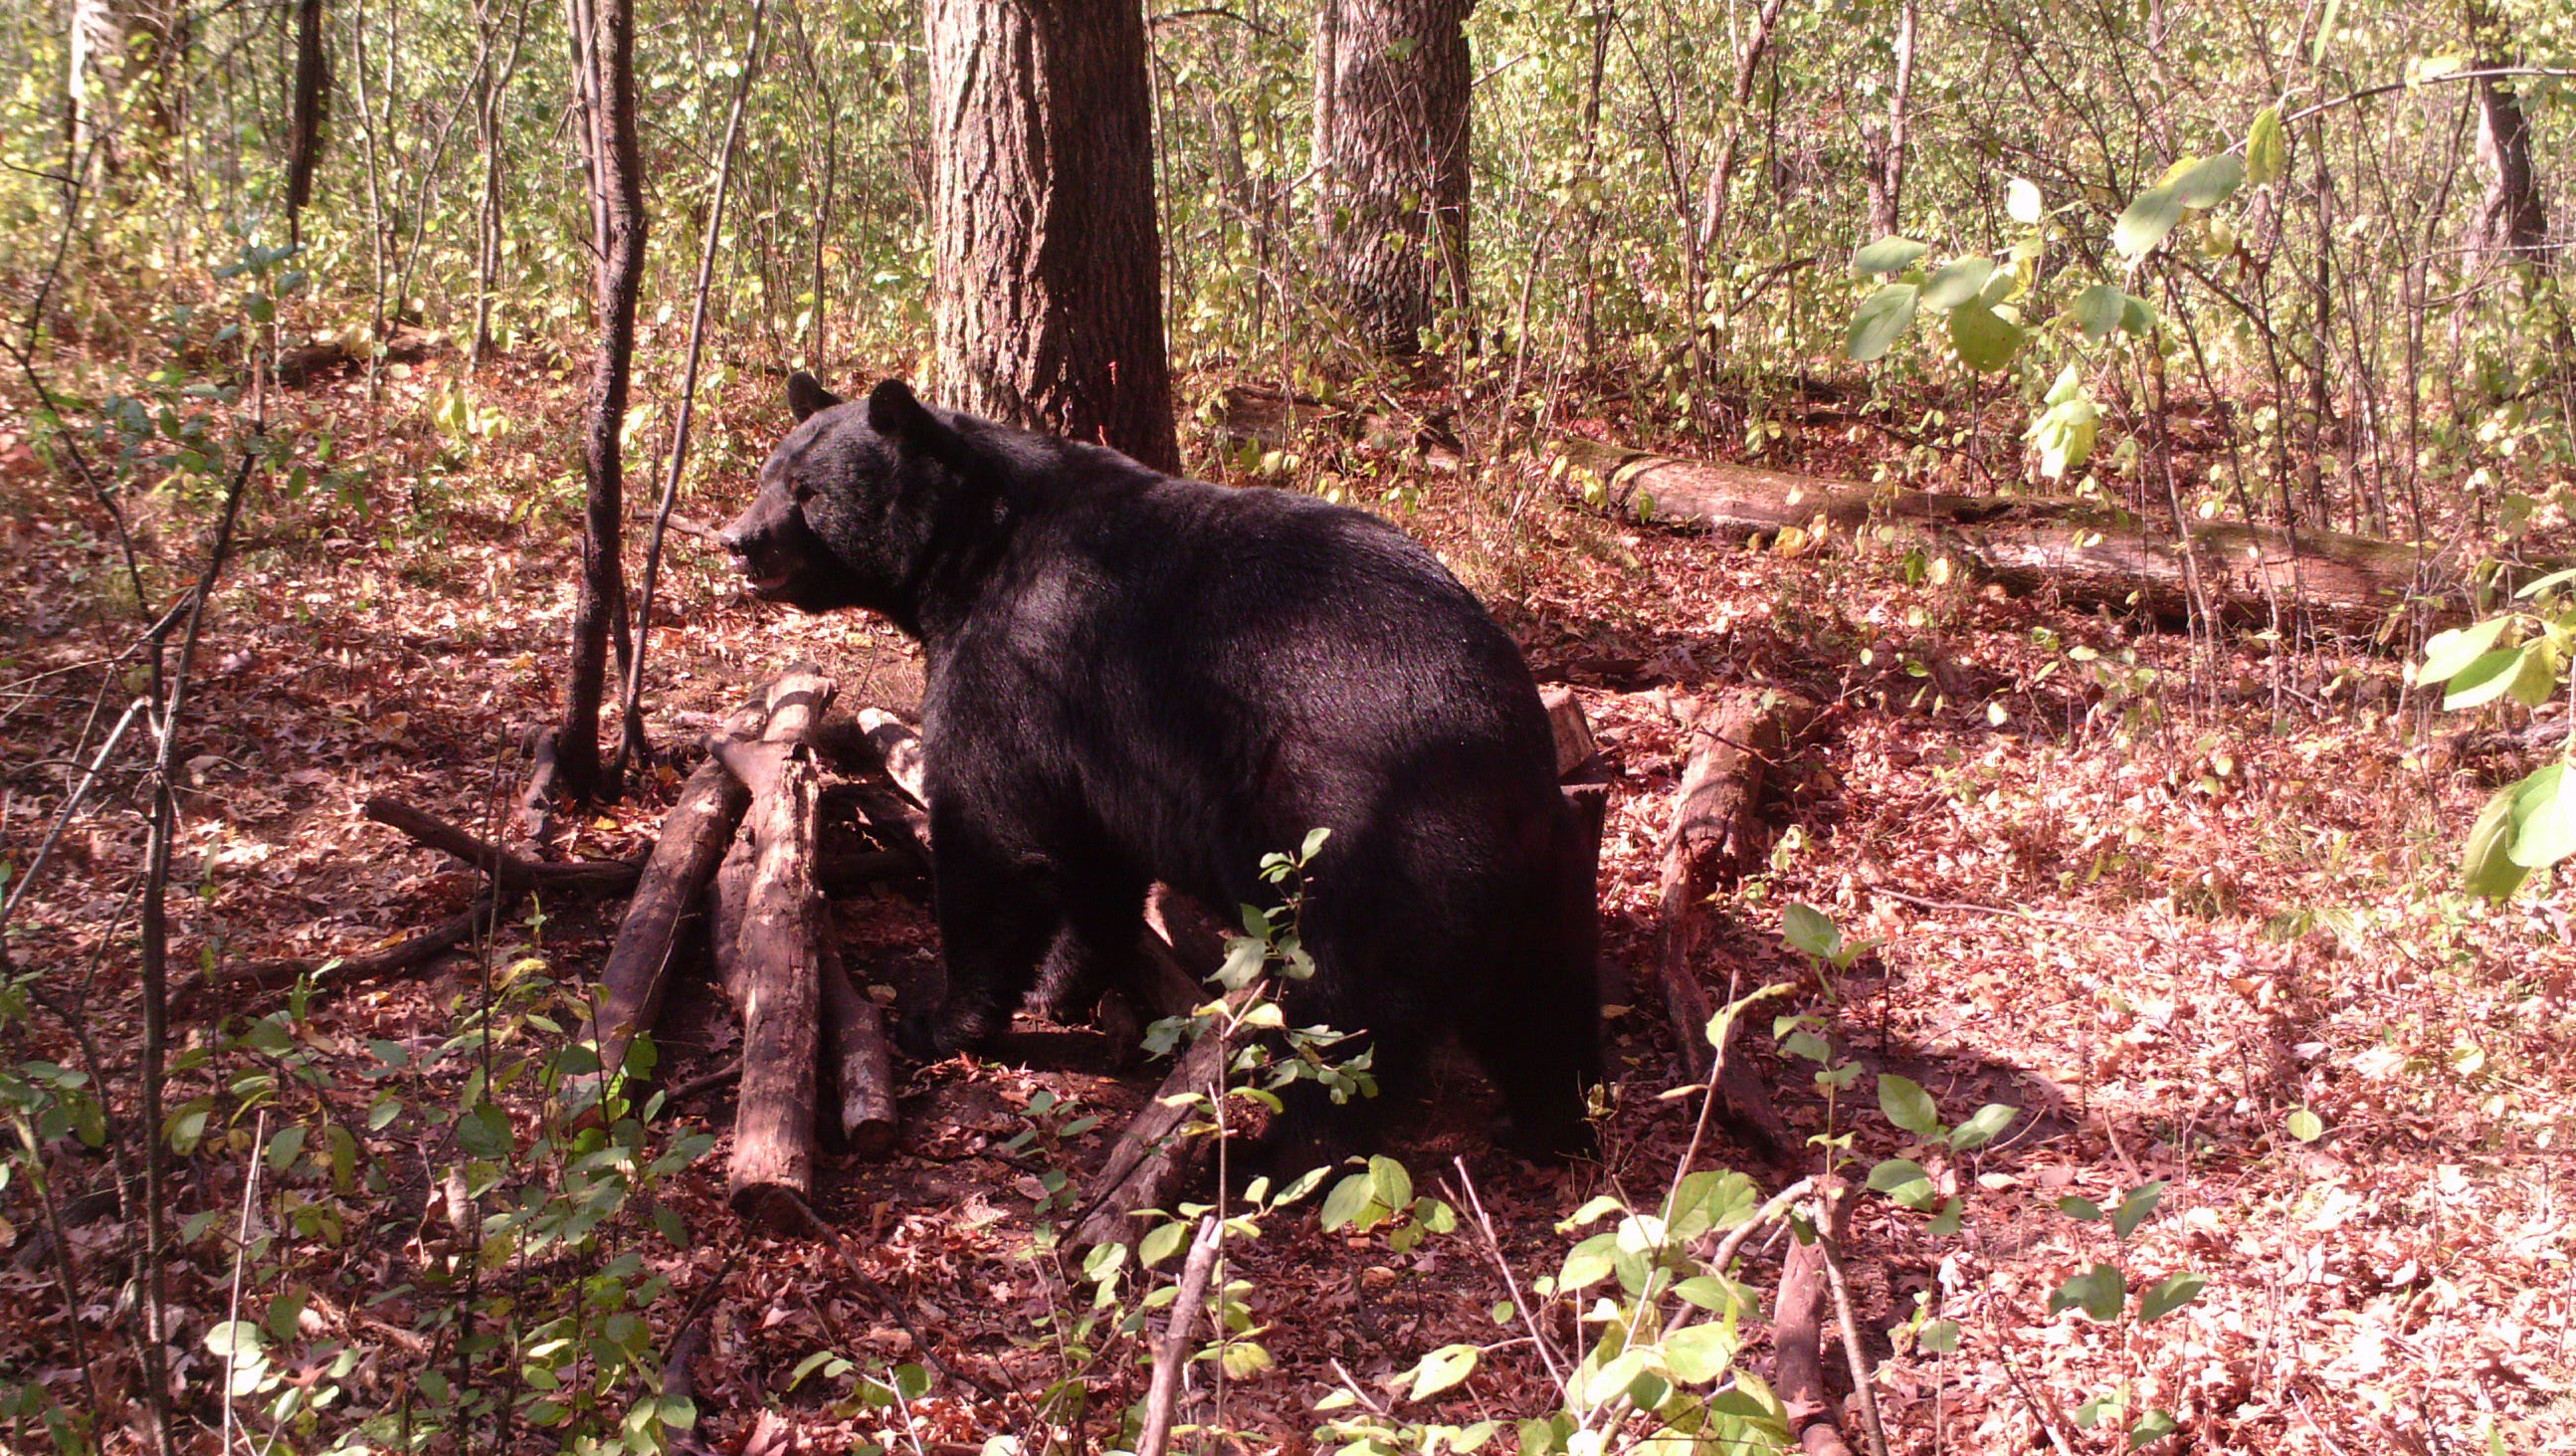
[925,0,1179,471]
[285,0,330,240]
[557,0,645,801]
[2464,0,2551,272]
[1310,0,1473,355]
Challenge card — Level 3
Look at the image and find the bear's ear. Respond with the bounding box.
[787,371,842,423]
[866,378,936,442]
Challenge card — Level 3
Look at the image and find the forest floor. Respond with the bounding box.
[4,338,2574,1455]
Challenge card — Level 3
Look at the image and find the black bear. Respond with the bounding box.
[720,374,1601,1159]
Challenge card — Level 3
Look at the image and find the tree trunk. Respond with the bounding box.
[726,745,825,1228]
[557,0,646,801]
[2465,0,2551,271]
[1862,0,1915,243]
[926,0,1179,472]
[1310,0,1473,355]
[1688,0,1790,308]
[285,0,330,239]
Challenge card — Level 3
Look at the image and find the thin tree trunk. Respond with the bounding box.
[611,0,766,785]
[558,0,646,802]
[1310,0,1472,356]
[926,0,1179,472]
[1863,0,1915,242]
[1690,0,1790,297]
[284,0,328,241]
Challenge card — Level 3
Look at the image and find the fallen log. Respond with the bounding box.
[582,695,771,1096]
[192,890,503,1006]
[364,797,642,897]
[728,740,826,1229]
[819,941,898,1157]
[1066,985,1256,1257]
[1773,1180,1857,1456]
[519,728,560,847]
[1541,434,2459,630]
[1659,692,1814,1154]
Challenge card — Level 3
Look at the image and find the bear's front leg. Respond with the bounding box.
[898,811,1063,1059]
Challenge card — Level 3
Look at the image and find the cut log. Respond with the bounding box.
[584,762,754,1092]
[1773,1180,1857,1456]
[1540,686,1601,778]
[575,693,772,1107]
[728,741,826,1229]
[519,728,560,847]
[857,708,926,802]
[819,941,898,1156]
[1541,434,2473,630]
[1658,691,1814,1154]
[364,797,643,897]
[1066,986,1255,1256]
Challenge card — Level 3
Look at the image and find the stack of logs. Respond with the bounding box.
[344,673,1820,1251]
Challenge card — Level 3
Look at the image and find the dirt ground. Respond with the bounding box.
[3,346,2572,1453]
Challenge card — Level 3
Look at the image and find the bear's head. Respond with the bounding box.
[721,374,975,629]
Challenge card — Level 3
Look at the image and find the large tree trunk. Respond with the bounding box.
[1310,0,1473,356]
[925,0,1179,472]
[557,0,646,801]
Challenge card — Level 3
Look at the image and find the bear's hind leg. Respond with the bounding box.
[905,818,1063,1058]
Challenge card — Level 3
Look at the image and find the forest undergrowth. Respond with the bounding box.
[4,331,2572,1454]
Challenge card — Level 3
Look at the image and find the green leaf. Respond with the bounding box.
[2130,1408,2180,1448]
[2111,1181,2167,1241]
[1675,1275,1758,1319]
[2421,616,2512,684]
[1878,1075,1941,1138]
[2461,784,2535,900]
[1319,1171,1378,1232]
[456,1102,512,1158]
[2007,178,2043,224]
[2514,566,2576,599]
[1918,1318,1960,1353]
[2173,154,2245,208]
[2050,1262,2126,1321]
[2504,641,2560,710]
[1848,284,1919,362]
[2509,761,2576,870]
[1139,1220,1188,1268]
[2286,1108,2323,1142]
[1949,1103,2020,1151]
[1368,1154,1413,1210]
[1866,1156,1931,1195]
[1850,236,1927,277]
[267,1124,307,1171]
[2072,284,2128,343]
[1559,1230,1620,1291]
[1781,1029,1833,1064]
[1407,1344,1479,1402]
[2443,648,2527,710]
[2138,1270,2207,1324]
[2058,1195,2103,1222]
[1948,298,2026,372]
[2113,184,2188,258]
[2119,293,2154,337]
[1663,1323,1738,1384]
[2246,105,2286,186]
[1921,257,1997,311]
[1782,904,1842,962]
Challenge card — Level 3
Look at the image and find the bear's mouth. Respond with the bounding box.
[736,567,796,598]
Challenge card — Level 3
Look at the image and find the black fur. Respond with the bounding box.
[721,376,1602,1159]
